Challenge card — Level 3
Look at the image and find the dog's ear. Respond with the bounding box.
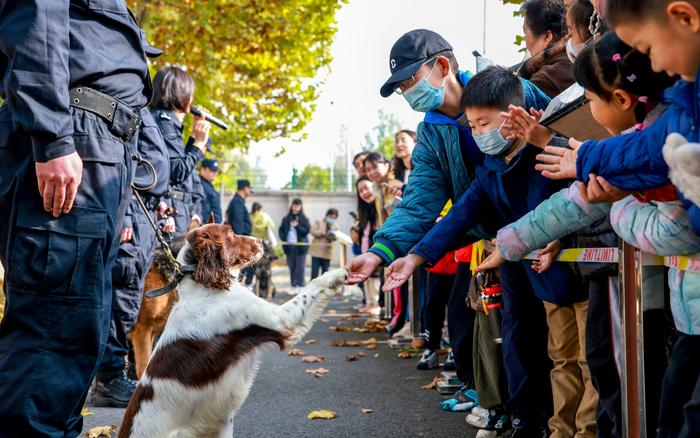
[190,233,236,290]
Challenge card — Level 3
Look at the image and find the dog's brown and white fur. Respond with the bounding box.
[119,224,346,438]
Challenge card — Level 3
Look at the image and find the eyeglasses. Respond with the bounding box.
[394,56,438,95]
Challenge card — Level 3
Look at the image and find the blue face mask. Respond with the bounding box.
[326,217,335,225]
[401,62,446,113]
[472,121,514,156]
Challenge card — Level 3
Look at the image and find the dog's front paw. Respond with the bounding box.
[316,268,348,290]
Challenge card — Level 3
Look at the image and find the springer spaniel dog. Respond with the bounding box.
[119,224,347,438]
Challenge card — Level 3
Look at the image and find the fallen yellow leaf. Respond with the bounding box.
[86,425,117,438]
[81,408,94,417]
[356,351,366,358]
[361,337,378,344]
[308,409,337,420]
[300,355,324,363]
[305,367,330,378]
[421,373,442,390]
[361,408,374,414]
[288,348,305,356]
[305,339,317,345]
[398,350,414,359]
[366,344,377,350]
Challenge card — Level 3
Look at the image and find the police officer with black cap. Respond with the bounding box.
[150,66,210,237]
[199,158,222,223]
[0,1,159,435]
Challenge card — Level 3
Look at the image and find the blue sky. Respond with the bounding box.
[249,0,526,189]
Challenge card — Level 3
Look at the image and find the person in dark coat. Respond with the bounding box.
[198,158,221,223]
[150,66,211,237]
[518,0,575,98]
[227,179,253,284]
[279,198,311,288]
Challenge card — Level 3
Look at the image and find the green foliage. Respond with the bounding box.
[285,165,330,191]
[128,0,345,151]
[362,110,403,159]
[217,152,268,193]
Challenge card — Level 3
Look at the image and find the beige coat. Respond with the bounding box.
[309,219,339,260]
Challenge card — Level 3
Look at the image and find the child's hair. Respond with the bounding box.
[605,0,700,26]
[460,66,525,111]
[521,0,567,42]
[353,151,369,163]
[573,31,676,123]
[567,0,594,41]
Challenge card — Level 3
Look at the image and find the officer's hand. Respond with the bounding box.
[382,253,424,291]
[120,227,133,244]
[192,117,211,151]
[36,152,83,218]
[162,217,176,234]
[345,252,382,284]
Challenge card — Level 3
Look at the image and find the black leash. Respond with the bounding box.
[130,154,189,298]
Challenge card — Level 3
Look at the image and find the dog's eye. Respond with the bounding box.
[201,232,210,239]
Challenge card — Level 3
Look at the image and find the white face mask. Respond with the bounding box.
[566,38,586,63]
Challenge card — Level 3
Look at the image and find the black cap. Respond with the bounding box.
[237,179,252,191]
[380,29,453,98]
[201,158,219,172]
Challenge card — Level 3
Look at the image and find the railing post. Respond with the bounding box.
[409,273,420,339]
[620,242,645,438]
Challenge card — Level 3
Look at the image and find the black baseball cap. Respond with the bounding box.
[237,179,252,191]
[380,29,454,98]
[201,158,219,172]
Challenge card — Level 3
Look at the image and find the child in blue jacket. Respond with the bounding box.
[384,66,590,437]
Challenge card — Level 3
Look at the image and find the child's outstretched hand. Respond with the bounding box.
[532,240,561,274]
[475,251,506,272]
[382,253,424,291]
[535,138,581,180]
[501,105,553,149]
[583,174,630,203]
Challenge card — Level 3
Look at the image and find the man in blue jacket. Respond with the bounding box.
[198,159,222,223]
[0,1,154,435]
[227,179,254,284]
[346,29,550,414]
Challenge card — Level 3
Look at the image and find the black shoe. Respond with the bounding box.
[443,351,456,371]
[507,418,548,438]
[90,370,137,408]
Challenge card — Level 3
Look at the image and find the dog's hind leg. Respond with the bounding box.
[217,414,235,438]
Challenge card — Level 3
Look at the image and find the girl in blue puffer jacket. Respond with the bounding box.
[479,32,697,438]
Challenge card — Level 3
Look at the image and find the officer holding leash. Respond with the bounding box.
[91,106,171,407]
[0,1,155,436]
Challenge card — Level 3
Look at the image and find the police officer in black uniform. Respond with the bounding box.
[0,1,155,436]
[150,66,210,238]
[198,158,222,223]
[90,106,171,407]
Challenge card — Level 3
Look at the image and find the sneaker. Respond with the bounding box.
[475,410,511,437]
[416,349,439,370]
[393,323,412,338]
[466,407,491,428]
[440,385,479,412]
[443,350,456,371]
[89,370,137,408]
[507,418,548,438]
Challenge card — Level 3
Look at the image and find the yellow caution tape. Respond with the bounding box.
[521,247,700,272]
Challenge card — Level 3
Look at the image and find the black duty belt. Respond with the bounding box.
[170,190,190,202]
[69,86,141,142]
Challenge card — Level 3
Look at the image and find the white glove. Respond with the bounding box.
[663,133,700,206]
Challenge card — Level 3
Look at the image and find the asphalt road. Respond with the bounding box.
[83,268,477,437]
